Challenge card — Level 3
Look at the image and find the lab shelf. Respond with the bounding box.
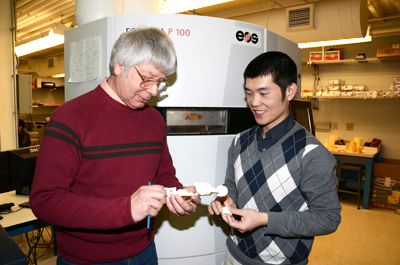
[32,104,61,107]
[306,57,400,99]
[306,96,400,100]
[307,57,400,67]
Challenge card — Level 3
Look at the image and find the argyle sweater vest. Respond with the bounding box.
[225,123,340,265]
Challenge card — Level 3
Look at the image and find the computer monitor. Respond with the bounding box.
[8,146,40,195]
[0,151,10,194]
[289,99,315,136]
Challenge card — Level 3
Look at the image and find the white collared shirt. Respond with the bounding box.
[100,77,126,105]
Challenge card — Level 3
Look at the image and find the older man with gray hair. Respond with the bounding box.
[30,27,200,265]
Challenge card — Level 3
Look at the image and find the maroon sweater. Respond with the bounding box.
[30,86,183,264]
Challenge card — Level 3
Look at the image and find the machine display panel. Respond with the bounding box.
[156,107,256,135]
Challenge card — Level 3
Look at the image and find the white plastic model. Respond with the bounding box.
[164,187,197,197]
[164,187,176,197]
[176,189,197,196]
[164,182,228,197]
[164,187,194,197]
[195,182,228,197]
[221,206,232,216]
[215,185,228,197]
[195,182,214,196]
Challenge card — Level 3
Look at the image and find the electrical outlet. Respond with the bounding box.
[333,122,338,130]
[346,123,354,131]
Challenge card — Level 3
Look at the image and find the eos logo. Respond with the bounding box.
[236,31,258,44]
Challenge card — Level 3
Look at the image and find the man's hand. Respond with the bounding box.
[208,196,269,233]
[166,186,200,216]
[208,195,234,215]
[223,207,269,234]
[130,185,166,222]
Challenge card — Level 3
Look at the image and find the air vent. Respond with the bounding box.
[286,4,315,32]
[289,7,310,27]
[48,57,59,69]
[48,58,54,68]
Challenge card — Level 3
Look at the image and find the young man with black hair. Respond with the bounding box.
[209,51,341,265]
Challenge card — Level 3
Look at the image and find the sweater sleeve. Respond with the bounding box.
[148,108,183,189]
[153,137,183,189]
[224,136,239,205]
[265,145,342,237]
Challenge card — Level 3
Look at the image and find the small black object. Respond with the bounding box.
[0,203,14,211]
[355,53,366,60]
[19,201,30,208]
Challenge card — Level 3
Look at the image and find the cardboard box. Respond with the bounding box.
[370,162,400,210]
[309,51,324,61]
[324,48,344,61]
[301,89,314,97]
[380,158,400,165]
[377,43,400,58]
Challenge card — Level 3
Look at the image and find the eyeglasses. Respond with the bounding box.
[134,66,169,91]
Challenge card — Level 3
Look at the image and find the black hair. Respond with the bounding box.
[19,119,25,129]
[244,51,297,101]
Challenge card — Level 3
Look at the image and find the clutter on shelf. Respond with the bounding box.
[314,77,400,99]
[323,136,381,153]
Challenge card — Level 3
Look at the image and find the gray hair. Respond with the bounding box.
[109,27,177,76]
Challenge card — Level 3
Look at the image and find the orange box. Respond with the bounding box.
[380,158,400,165]
[309,51,324,61]
[324,48,344,61]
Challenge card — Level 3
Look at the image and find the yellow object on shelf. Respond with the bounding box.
[345,142,350,151]
[354,137,363,148]
[356,146,363,153]
[330,135,339,146]
[350,141,357,152]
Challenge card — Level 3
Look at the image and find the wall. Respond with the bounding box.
[302,35,400,159]
[312,99,400,159]
[0,0,17,151]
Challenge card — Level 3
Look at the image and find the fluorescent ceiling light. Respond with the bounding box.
[298,26,372,49]
[15,27,65,57]
[298,35,372,49]
[159,0,233,14]
[51,73,65,78]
